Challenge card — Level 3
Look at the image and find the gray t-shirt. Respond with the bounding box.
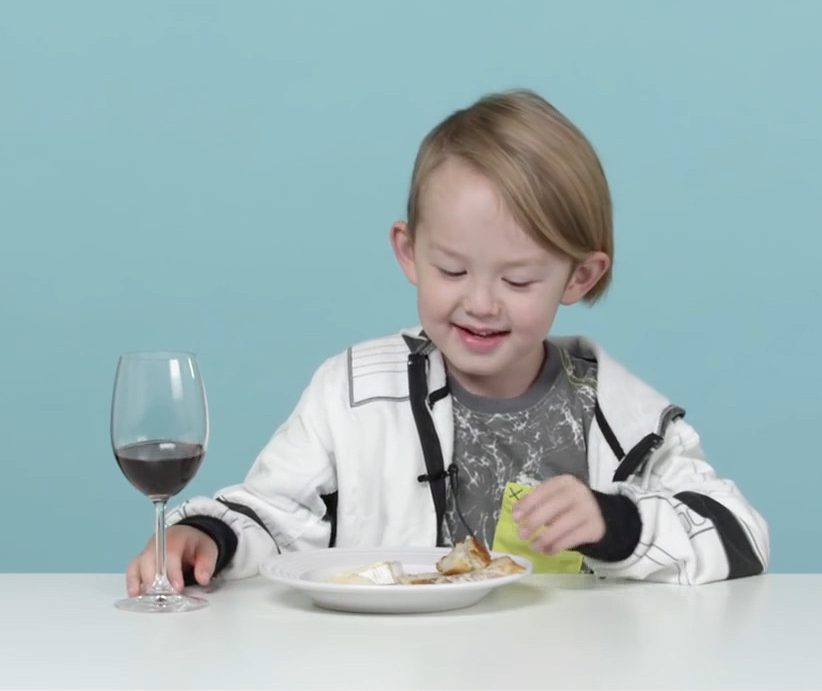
[443,341,598,547]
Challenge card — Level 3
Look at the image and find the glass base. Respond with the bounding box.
[115,591,208,614]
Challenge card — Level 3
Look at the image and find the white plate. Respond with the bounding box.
[260,547,532,614]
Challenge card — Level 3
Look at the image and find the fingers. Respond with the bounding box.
[534,524,602,555]
[528,512,589,554]
[166,547,184,593]
[513,475,606,554]
[124,538,158,596]
[168,526,217,590]
[138,542,157,592]
[513,475,578,536]
[125,557,143,597]
[177,526,218,586]
[515,488,576,537]
[124,526,213,596]
[192,543,218,586]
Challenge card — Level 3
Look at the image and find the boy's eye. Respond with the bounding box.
[503,278,533,288]
[438,268,466,278]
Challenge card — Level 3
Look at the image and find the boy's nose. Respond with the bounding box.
[463,284,500,317]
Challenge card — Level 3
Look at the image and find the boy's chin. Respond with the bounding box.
[440,353,507,380]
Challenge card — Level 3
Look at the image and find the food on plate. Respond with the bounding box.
[329,537,525,586]
[435,535,492,575]
[485,556,527,575]
[396,572,446,585]
[330,560,404,585]
[398,555,525,584]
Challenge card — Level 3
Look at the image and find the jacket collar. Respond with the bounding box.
[399,328,676,453]
[552,336,675,455]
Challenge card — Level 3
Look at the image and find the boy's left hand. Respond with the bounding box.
[512,475,605,554]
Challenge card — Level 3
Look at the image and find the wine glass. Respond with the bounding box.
[111,352,209,613]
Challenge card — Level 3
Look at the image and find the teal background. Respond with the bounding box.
[1,1,820,573]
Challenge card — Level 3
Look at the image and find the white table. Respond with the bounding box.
[0,573,817,689]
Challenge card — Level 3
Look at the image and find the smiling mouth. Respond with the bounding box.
[455,325,509,338]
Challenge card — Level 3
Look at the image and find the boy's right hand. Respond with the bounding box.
[126,524,218,596]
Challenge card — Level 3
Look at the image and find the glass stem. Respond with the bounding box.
[149,499,173,595]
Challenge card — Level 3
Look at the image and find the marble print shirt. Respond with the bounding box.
[443,341,598,547]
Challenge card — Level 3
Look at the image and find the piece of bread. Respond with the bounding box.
[435,536,492,575]
[484,555,526,576]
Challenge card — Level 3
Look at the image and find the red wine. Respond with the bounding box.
[115,440,204,499]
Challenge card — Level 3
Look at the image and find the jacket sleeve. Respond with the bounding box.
[585,417,770,584]
[165,356,344,580]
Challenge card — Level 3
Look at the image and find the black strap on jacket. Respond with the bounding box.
[595,401,625,461]
[407,351,448,545]
[612,433,664,482]
[596,400,664,482]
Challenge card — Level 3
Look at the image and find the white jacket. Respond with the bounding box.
[168,329,769,585]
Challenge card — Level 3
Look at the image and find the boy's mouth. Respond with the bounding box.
[453,324,510,349]
[456,325,508,337]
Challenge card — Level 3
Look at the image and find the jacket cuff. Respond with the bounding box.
[177,515,238,582]
[577,491,642,562]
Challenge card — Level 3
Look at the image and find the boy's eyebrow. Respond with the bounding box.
[428,243,463,259]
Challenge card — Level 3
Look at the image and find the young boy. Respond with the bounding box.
[127,89,769,593]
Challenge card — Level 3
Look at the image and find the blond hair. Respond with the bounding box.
[406,89,613,302]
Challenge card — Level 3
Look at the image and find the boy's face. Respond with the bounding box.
[392,157,608,399]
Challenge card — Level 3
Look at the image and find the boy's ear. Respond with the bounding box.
[390,221,418,285]
[561,251,611,305]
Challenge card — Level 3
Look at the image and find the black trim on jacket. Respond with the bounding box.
[216,497,281,553]
[322,491,339,548]
[578,491,642,562]
[598,403,763,579]
[675,492,764,578]
[407,351,448,546]
[595,401,625,460]
[612,433,664,482]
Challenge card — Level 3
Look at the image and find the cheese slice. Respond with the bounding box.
[330,560,405,585]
